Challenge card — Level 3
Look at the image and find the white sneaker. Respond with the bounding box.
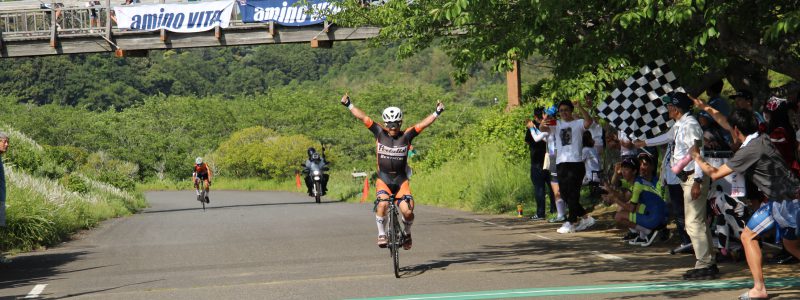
[575,216,596,231]
[556,222,575,234]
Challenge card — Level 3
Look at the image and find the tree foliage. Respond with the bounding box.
[332,0,800,103]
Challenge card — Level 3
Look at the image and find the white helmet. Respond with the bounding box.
[382,107,403,123]
[195,157,203,165]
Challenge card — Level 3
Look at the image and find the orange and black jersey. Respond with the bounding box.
[364,117,421,180]
[193,163,210,175]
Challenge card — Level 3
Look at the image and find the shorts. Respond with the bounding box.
[630,201,667,230]
[547,154,558,182]
[375,178,413,199]
[746,200,799,240]
[196,173,209,181]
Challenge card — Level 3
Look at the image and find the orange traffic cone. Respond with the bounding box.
[295,171,302,191]
[360,177,370,203]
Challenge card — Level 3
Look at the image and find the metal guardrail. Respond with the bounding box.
[0,0,240,39]
[0,1,380,58]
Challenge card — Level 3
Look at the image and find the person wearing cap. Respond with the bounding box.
[635,91,715,279]
[526,108,557,220]
[689,109,800,300]
[732,90,767,128]
[0,131,10,264]
[602,154,667,247]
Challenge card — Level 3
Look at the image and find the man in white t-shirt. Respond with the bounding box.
[541,99,596,234]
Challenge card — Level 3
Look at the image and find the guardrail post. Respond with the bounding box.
[49,0,58,48]
[215,25,220,40]
[268,21,275,38]
[160,0,167,42]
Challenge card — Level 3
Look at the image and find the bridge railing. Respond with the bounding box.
[0,0,248,39]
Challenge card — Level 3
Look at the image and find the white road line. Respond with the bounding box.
[24,284,47,299]
[533,233,554,241]
[472,218,512,229]
[591,251,624,261]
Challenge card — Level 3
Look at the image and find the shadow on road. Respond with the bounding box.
[143,199,346,214]
[58,279,164,299]
[0,250,106,292]
[405,216,800,299]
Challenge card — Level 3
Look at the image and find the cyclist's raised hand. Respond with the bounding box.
[341,92,351,107]
[435,100,444,115]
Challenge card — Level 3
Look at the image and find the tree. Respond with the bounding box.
[331,0,800,102]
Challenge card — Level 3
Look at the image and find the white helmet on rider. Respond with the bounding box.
[195,157,203,165]
[382,107,403,123]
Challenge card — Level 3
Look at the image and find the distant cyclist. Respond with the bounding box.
[341,92,444,250]
[193,157,212,203]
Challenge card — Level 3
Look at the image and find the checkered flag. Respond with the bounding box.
[597,60,685,140]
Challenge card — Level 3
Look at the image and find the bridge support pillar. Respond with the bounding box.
[506,60,521,111]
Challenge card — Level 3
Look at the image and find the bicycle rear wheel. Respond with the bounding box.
[201,190,206,211]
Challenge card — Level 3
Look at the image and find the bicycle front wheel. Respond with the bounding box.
[386,210,400,278]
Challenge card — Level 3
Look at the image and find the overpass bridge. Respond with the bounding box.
[0,0,381,58]
[0,0,523,108]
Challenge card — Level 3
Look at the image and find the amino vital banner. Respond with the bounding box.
[238,0,341,26]
[114,1,235,33]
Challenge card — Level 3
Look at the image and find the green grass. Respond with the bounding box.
[138,177,295,191]
[138,171,365,203]
[411,146,531,214]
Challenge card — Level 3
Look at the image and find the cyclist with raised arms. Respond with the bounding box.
[193,157,212,203]
[341,92,444,250]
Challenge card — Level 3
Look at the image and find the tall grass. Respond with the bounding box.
[0,166,147,253]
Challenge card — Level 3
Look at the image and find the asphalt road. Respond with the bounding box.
[1,191,798,299]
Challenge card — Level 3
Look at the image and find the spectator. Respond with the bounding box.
[690,109,800,300]
[40,2,64,31]
[86,1,101,29]
[603,154,667,247]
[543,105,566,223]
[763,96,798,177]
[731,90,767,131]
[635,92,716,280]
[707,80,731,117]
[526,108,556,221]
[0,131,9,264]
[587,120,604,160]
[541,99,596,234]
[582,131,600,185]
[698,111,732,151]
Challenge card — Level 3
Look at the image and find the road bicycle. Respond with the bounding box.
[378,195,407,278]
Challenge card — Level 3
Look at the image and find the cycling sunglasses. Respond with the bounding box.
[386,121,401,129]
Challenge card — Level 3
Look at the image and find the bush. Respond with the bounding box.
[80,152,138,191]
[215,126,317,179]
[60,174,89,194]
